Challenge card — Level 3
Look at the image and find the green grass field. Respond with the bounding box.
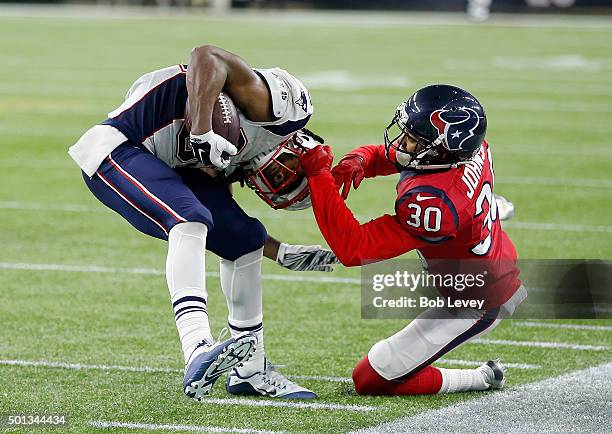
[0,8,611,433]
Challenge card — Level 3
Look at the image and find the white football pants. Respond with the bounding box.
[369,285,527,380]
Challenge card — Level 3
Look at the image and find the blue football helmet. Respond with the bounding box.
[384,84,487,170]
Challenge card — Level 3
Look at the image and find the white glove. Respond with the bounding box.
[190,130,238,170]
[276,243,340,272]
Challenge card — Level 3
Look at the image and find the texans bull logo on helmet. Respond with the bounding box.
[430,107,481,151]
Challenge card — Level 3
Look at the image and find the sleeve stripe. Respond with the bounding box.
[417,235,454,244]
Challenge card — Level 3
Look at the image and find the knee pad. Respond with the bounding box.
[168,221,208,243]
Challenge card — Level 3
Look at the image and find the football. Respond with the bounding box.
[184,92,241,146]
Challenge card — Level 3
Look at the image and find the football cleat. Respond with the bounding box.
[479,359,506,390]
[226,360,317,399]
[183,331,256,401]
[495,194,515,221]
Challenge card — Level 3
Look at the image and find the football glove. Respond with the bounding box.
[298,145,334,177]
[276,243,340,272]
[331,155,365,199]
[190,130,238,170]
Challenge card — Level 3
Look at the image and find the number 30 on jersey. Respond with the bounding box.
[405,203,442,232]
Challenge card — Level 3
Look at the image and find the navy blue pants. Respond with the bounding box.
[83,144,266,261]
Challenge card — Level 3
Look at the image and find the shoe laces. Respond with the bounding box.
[185,329,229,367]
[185,338,213,367]
[217,327,229,342]
[260,360,296,391]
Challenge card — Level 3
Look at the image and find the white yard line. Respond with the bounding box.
[0,160,75,169]
[290,374,352,383]
[0,358,352,382]
[502,221,612,234]
[89,421,281,433]
[0,262,361,285]
[437,358,541,370]
[0,200,107,213]
[0,358,353,383]
[0,359,182,374]
[352,362,612,433]
[513,321,612,332]
[0,262,165,275]
[474,338,608,351]
[497,176,612,189]
[203,397,376,412]
[2,200,612,234]
[330,91,612,109]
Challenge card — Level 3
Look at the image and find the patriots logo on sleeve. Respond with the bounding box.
[295,89,309,113]
[430,107,481,150]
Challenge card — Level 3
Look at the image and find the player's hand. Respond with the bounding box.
[276,243,340,272]
[332,155,365,199]
[298,145,334,177]
[190,130,238,170]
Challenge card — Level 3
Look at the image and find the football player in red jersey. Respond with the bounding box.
[298,84,526,396]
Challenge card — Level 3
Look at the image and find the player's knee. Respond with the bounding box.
[211,217,267,261]
[352,365,370,395]
[241,217,267,252]
[168,222,209,250]
[352,356,389,396]
[229,217,266,261]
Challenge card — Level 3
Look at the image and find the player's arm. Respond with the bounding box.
[187,45,272,132]
[186,45,272,168]
[348,144,399,178]
[332,145,398,199]
[299,146,426,266]
[263,235,339,272]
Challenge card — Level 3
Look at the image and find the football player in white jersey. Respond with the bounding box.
[69,46,335,400]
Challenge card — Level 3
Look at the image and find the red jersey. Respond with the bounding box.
[306,141,520,309]
[393,142,520,307]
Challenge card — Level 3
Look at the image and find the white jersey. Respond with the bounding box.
[69,65,313,178]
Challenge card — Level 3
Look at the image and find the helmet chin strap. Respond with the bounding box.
[432,133,445,147]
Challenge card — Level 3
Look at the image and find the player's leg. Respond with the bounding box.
[179,169,316,398]
[83,144,255,399]
[353,304,504,396]
[354,283,527,396]
[204,188,267,376]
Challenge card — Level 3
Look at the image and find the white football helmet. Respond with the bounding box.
[244,131,318,211]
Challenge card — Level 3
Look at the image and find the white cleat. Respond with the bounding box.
[226,360,317,399]
[479,359,506,390]
[183,331,256,401]
[495,194,515,221]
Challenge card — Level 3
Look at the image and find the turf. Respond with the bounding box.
[0,9,611,433]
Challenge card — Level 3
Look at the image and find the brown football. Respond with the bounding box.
[184,92,242,148]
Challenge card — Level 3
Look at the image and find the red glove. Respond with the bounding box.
[331,155,365,199]
[299,145,334,177]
